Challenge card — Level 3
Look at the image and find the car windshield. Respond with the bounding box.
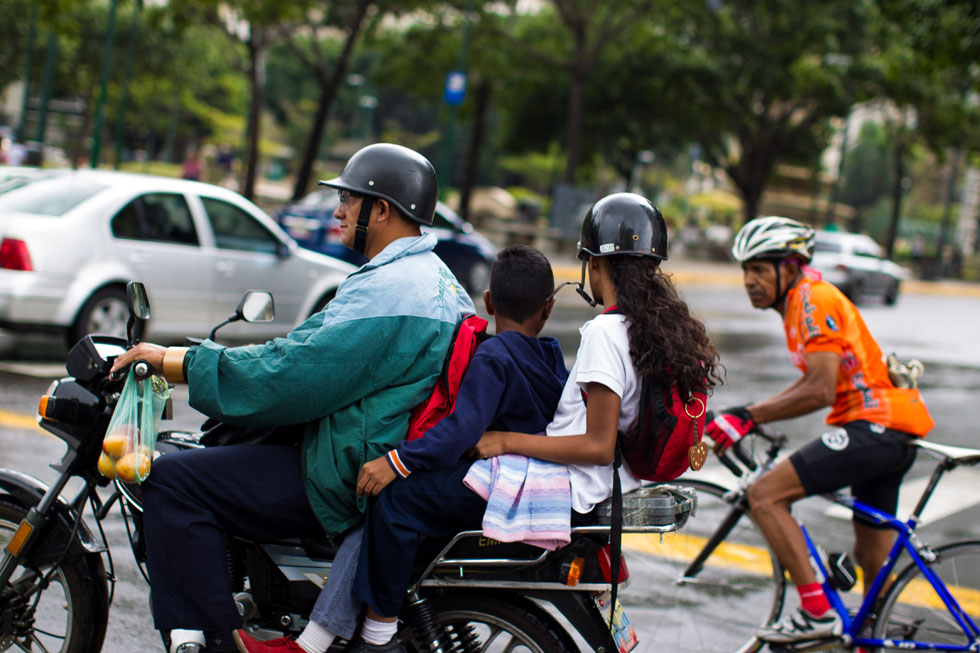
[0,177,107,216]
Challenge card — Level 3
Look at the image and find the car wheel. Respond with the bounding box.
[308,290,336,317]
[884,280,900,306]
[69,286,129,347]
[465,260,491,295]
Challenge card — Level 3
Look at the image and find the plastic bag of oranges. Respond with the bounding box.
[99,368,171,483]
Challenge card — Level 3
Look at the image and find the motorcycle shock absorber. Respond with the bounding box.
[226,538,246,593]
[404,591,451,653]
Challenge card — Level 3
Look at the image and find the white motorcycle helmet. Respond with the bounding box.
[731,216,815,263]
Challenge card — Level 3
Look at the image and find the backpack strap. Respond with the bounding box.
[609,441,623,621]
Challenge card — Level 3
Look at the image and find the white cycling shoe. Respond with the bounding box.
[757,607,843,643]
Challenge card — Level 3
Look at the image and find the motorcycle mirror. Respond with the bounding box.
[208,290,276,341]
[238,291,275,323]
[126,281,150,346]
[127,282,151,320]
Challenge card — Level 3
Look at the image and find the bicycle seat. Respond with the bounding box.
[910,439,980,465]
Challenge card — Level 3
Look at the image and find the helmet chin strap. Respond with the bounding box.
[576,258,598,307]
[353,197,375,254]
[768,259,802,310]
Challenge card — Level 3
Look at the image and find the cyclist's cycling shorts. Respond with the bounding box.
[790,420,917,528]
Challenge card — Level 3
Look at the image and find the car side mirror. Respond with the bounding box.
[238,291,275,323]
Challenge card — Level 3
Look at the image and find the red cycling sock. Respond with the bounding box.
[797,582,831,617]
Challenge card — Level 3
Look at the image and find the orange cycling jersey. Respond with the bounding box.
[783,276,934,436]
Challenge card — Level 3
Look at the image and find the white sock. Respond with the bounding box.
[169,629,205,653]
[361,616,398,646]
[296,620,338,653]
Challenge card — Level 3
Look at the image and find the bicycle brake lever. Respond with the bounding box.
[732,442,758,471]
[718,452,743,477]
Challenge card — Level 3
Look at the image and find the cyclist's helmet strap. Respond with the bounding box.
[353,197,375,254]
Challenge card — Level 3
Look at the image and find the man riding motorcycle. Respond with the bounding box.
[110,143,475,653]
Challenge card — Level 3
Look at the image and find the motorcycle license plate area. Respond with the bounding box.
[594,592,638,653]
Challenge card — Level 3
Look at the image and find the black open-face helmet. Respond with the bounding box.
[577,192,668,261]
[560,193,668,307]
[319,143,438,227]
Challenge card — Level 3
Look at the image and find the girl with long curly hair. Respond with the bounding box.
[473,192,722,510]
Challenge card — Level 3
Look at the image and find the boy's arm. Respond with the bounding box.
[356,354,507,497]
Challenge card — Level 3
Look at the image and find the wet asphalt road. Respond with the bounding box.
[0,281,978,652]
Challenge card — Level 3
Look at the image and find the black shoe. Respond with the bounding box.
[346,638,406,653]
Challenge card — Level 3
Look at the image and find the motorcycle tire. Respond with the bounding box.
[0,497,109,653]
[402,591,578,653]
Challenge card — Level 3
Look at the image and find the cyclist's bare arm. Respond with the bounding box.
[748,351,838,424]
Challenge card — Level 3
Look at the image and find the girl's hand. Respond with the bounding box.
[473,431,509,459]
[357,456,397,497]
[109,343,168,377]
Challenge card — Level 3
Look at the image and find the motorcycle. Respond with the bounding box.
[0,282,696,653]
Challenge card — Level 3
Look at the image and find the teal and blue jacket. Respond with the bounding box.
[183,233,475,535]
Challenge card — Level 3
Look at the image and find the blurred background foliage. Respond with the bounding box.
[2,0,980,274]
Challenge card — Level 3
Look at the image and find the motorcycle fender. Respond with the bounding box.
[525,589,618,652]
[0,469,106,565]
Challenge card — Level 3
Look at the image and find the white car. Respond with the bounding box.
[0,170,357,346]
[809,230,906,305]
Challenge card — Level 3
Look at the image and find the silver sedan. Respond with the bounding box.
[0,169,357,346]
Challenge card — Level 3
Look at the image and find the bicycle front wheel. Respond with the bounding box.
[872,540,980,650]
[621,480,787,653]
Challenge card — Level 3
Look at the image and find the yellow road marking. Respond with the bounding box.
[622,533,980,611]
[0,409,44,434]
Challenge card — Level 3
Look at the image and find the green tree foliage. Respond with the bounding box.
[839,120,891,229]
[663,0,878,223]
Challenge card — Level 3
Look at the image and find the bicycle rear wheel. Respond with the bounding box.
[621,480,787,653]
[872,540,980,650]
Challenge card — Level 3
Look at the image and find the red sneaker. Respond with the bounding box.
[233,630,305,653]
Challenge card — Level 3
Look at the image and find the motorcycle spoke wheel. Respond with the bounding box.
[404,593,576,653]
[0,498,105,653]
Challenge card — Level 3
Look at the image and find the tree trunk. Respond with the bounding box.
[884,138,904,260]
[563,67,586,184]
[291,82,334,202]
[242,29,265,201]
[290,0,371,202]
[458,79,490,223]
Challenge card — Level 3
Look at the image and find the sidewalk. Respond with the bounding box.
[550,253,980,298]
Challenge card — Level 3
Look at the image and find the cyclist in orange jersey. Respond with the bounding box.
[705,217,934,645]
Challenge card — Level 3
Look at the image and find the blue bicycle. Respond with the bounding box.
[657,426,980,652]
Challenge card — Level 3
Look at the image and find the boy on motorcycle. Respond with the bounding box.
[234,244,568,653]
[110,144,476,653]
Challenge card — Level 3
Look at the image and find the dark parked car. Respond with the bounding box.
[809,230,906,305]
[276,189,496,293]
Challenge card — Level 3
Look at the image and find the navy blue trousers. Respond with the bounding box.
[141,444,325,631]
[352,460,486,617]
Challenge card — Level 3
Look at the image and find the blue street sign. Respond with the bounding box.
[443,70,467,106]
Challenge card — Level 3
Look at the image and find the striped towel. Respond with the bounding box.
[463,454,571,550]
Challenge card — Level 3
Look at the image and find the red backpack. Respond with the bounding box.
[405,314,489,442]
[619,378,708,481]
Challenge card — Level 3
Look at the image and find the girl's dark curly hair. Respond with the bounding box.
[608,255,723,398]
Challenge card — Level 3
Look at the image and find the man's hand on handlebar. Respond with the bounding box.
[705,406,756,454]
[109,343,167,378]
[357,456,397,497]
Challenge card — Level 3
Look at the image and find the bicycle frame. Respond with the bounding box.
[799,493,980,651]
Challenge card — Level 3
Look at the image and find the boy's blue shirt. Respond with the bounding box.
[388,330,568,476]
